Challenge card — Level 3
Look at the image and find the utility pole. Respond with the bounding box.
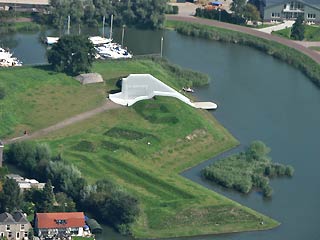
[110,14,114,40]
[160,37,164,58]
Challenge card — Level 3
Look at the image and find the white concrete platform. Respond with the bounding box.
[109,74,217,110]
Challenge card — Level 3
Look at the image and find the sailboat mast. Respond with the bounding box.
[67,15,71,35]
[110,14,113,40]
[102,16,106,38]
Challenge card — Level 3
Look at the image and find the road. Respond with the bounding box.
[3,99,122,144]
[166,15,320,64]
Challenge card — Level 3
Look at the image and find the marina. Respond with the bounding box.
[0,47,22,67]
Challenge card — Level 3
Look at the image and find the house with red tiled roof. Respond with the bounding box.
[34,212,90,239]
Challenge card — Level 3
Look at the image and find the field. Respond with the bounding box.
[272,25,320,41]
[1,59,279,238]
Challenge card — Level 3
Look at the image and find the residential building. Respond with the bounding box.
[0,212,31,240]
[0,0,49,11]
[6,174,46,192]
[263,0,320,24]
[35,212,90,239]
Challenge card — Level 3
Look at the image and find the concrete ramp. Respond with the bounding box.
[193,102,217,110]
[109,74,217,110]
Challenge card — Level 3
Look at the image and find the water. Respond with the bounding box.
[1,27,320,240]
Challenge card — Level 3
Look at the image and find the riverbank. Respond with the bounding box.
[1,59,279,238]
[165,17,320,87]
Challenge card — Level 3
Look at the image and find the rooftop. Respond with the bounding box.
[36,212,85,229]
[265,0,320,8]
[0,0,49,5]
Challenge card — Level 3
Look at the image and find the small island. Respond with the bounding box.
[202,141,294,197]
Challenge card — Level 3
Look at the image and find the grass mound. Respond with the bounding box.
[105,127,157,141]
[101,140,135,154]
[134,101,179,124]
[73,140,97,152]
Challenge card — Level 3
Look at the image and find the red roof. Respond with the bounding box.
[36,212,85,229]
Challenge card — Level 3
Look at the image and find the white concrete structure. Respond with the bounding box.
[109,74,217,110]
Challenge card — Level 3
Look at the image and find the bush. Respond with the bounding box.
[285,165,294,177]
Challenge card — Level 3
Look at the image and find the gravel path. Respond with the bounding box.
[4,99,122,144]
[167,15,320,64]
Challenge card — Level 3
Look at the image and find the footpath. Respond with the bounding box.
[4,99,122,144]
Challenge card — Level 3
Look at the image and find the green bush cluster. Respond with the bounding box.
[202,141,294,197]
[5,141,140,233]
[172,22,320,87]
[150,57,210,87]
[195,8,246,25]
[165,5,179,15]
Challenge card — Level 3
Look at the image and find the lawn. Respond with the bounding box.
[0,66,106,138]
[18,60,279,238]
[272,25,320,41]
[0,58,206,139]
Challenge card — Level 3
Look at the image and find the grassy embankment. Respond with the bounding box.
[165,20,320,87]
[0,22,40,33]
[272,25,320,41]
[0,58,279,238]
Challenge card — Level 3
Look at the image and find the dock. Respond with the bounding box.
[193,102,217,110]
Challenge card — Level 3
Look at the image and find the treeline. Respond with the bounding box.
[202,141,294,197]
[34,0,168,31]
[195,8,246,25]
[4,141,140,234]
[170,21,320,87]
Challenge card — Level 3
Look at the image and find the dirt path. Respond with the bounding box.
[3,99,122,144]
[167,15,320,64]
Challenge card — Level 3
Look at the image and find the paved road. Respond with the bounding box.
[167,15,320,64]
[4,99,122,144]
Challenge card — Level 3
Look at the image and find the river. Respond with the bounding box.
[1,27,319,240]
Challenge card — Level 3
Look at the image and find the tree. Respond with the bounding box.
[39,180,55,212]
[230,0,247,17]
[54,192,76,212]
[244,3,261,22]
[291,15,305,40]
[0,178,22,212]
[47,35,96,76]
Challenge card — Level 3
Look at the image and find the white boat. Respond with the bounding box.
[89,36,112,46]
[0,48,22,67]
[182,87,195,93]
[46,37,59,45]
[96,43,132,59]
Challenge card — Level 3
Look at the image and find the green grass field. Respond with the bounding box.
[1,59,279,238]
[272,25,320,41]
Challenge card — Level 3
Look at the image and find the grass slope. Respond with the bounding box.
[0,66,106,138]
[272,25,320,41]
[19,60,280,238]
